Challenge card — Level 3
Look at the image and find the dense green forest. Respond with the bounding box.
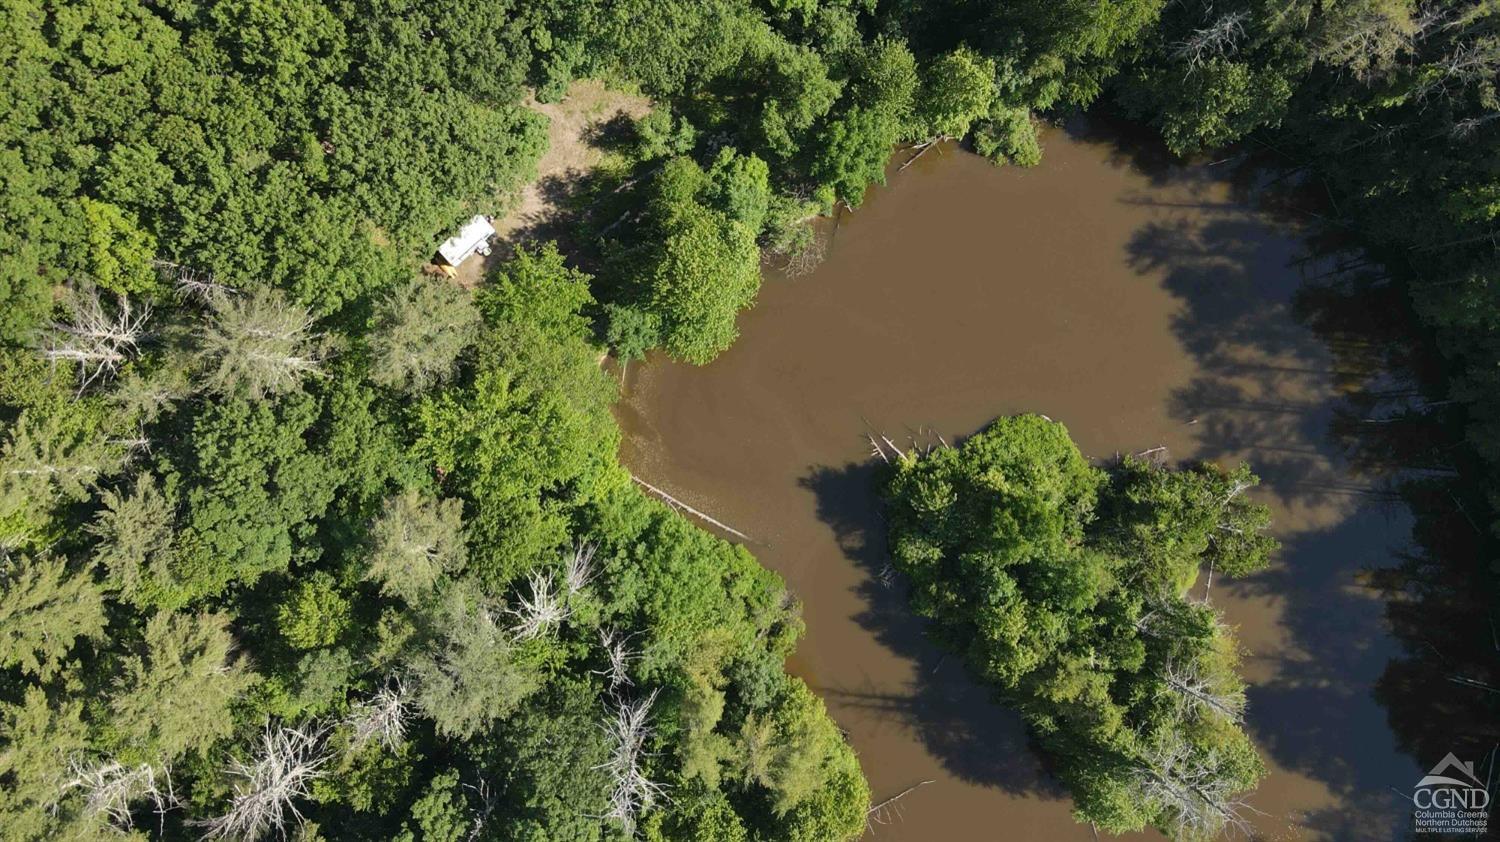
[2,0,1498,840]
[880,416,1275,837]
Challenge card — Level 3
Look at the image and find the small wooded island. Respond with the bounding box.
[880,415,1273,837]
[2,1,1496,840]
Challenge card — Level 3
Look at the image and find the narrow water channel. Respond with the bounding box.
[614,123,1422,840]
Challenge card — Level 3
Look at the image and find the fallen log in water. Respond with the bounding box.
[899,138,944,171]
[631,475,756,544]
[867,779,935,826]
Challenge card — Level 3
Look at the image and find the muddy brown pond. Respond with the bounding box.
[615,124,1423,840]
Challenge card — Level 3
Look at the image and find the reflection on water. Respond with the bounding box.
[615,124,1435,839]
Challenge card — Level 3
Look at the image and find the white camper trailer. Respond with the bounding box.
[435,215,496,276]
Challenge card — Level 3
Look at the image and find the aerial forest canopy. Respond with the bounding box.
[1,0,1499,840]
[880,416,1276,837]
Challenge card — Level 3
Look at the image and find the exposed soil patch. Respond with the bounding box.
[499,80,652,241]
[445,80,652,288]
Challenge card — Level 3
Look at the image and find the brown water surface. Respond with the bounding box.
[615,125,1422,840]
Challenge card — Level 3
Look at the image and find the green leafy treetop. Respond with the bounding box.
[636,155,766,365]
[78,199,159,296]
[277,572,353,650]
[914,47,998,140]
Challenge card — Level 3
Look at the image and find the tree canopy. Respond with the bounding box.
[882,415,1275,837]
[3,0,1497,839]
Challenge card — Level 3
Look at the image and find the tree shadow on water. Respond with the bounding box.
[799,459,1067,800]
[1119,172,1466,836]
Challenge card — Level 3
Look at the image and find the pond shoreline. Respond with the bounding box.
[616,124,1423,840]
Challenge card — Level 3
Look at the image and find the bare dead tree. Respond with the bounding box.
[630,475,755,543]
[761,184,829,278]
[1160,659,1246,724]
[594,628,637,692]
[107,425,153,460]
[897,136,950,171]
[60,758,178,833]
[864,431,908,462]
[1134,596,1201,639]
[595,689,666,836]
[1334,121,1410,154]
[154,260,237,304]
[1205,477,1254,591]
[1414,37,1500,102]
[1414,3,1455,41]
[882,434,907,459]
[1225,474,1254,503]
[1439,37,1500,82]
[1173,11,1250,72]
[0,456,105,489]
[769,230,828,278]
[563,541,597,597]
[867,779,934,827]
[1450,112,1500,139]
[508,571,568,640]
[463,777,498,842]
[1314,5,1422,81]
[1132,739,1260,840]
[199,723,330,841]
[42,289,150,391]
[1414,2,1487,43]
[596,209,641,240]
[347,680,409,750]
[1135,606,1163,636]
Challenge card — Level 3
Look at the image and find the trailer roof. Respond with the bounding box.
[437,215,496,265]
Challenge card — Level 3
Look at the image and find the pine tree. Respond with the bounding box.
[108,611,258,763]
[0,406,119,542]
[196,287,323,399]
[365,490,468,604]
[406,585,538,738]
[87,472,176,605]
[0,688,89,838]
[0,553,106,678]
[368,278,479,394]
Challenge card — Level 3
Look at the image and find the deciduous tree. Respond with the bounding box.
[913,47,996,140]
